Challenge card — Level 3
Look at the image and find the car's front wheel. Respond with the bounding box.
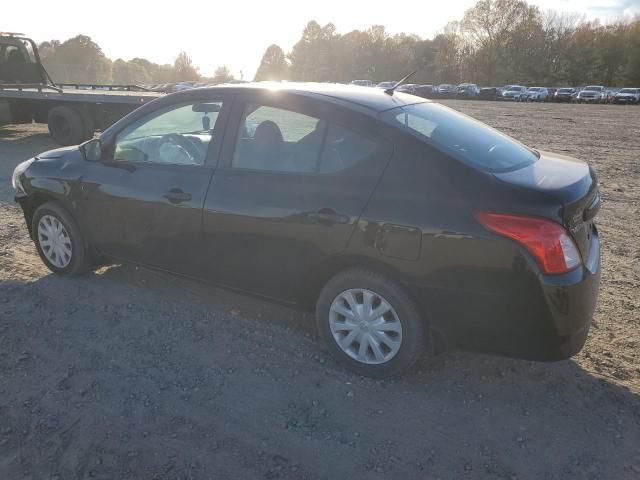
[316,269,427,377]
[32,202,92,276]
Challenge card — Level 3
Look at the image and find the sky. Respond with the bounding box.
[4,0,639,79]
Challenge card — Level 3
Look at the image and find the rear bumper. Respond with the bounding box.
[410,231,601,361]
[534,232,600,359]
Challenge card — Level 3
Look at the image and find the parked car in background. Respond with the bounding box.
[11,82,601,377]
[499,85,528,101]
[576,86,606,103]
[172,81,199,92]
[456,83,480,98]
[604,89,618,104]
[522,87,549,102]
[351,80,374,87]
[437,84,458,97]
[376,81,396,90]
[413,84,437,98]
[396,84,419,95]
[478,87,498,100]
[150,83,173,93]
[497,85,515,96]
[554,87,576,102]
[547,87,558,98]
[612,88,640,104]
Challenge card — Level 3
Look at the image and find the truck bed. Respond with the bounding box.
[0,86,162,105]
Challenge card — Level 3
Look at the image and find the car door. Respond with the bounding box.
[77,91,231,274]
[198,92,393,301]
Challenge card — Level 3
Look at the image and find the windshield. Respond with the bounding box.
[558,88,573,93]
[383,103,537,173]
[584,86,603,91]
[507,86,523,91]
[619,88,636,94]
[528,87,542,91]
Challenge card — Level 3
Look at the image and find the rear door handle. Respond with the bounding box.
[305,208,350,225]
[164,188,192,204]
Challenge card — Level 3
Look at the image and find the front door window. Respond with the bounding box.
[114,101,223,166]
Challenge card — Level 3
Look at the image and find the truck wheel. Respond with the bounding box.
[47,106,85,146]
[79,109,95,141]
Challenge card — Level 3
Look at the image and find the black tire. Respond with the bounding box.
[316,269,428,378]
[47,106,86,146]
[32,201,92,276]
[79,108,95,141]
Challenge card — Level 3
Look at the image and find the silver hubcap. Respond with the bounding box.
[329,289,403,365]
[37,214,73,268]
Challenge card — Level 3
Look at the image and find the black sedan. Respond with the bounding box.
[553,87,577,102]
[11,83,601,377]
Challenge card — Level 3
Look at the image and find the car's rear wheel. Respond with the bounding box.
[32,202,92,276]
[316,269,427,377]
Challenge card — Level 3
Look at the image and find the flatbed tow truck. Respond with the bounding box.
[0,33,163,145]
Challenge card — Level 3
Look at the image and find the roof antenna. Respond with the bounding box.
[385,71,417,96]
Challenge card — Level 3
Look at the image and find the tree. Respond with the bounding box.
[255,44,289,81]
[173,51,200,82]
[212,66,234,84]
[39,35,111,84]
[112,58,152,84]
[461,0,540,84]
[623,18,640,84]
[288,21,339,81]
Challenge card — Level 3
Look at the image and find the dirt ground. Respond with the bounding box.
[0,100,639,479]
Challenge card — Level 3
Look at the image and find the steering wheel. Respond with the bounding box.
[157,133,202,164]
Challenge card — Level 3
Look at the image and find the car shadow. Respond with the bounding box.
[1,265,639,479]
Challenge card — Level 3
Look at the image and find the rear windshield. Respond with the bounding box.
[383,103,538,173]
[619,88,637,94]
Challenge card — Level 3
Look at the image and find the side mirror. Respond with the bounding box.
[80,138,102,162]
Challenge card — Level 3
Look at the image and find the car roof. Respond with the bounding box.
[183,82,429,114]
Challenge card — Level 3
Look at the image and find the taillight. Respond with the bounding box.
[476,212,582,275]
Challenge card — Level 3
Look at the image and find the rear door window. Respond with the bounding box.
[232,103,382,174]
[383,102,537,172]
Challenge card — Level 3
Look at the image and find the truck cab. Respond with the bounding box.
[0,33,48,85]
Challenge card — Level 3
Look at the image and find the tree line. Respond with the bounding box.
[38,36,234,85]
[256,0,640,87]
[35,0,640,87]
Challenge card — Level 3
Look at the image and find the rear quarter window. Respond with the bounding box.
[383,103,537,173]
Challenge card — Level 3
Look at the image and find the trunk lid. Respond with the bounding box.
[493,150,600,260]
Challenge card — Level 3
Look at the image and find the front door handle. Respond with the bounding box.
[305,208,350,225]
[164,188,192,204]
